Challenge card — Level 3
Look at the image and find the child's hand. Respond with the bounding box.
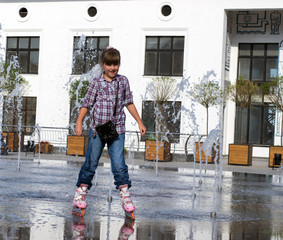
[75,122,83,136]
[75,107,88,136]
[139,123,146,136]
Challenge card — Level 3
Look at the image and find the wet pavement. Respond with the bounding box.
[1,153,283,239]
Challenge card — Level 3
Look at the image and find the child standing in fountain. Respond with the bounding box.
[72,47,146,218]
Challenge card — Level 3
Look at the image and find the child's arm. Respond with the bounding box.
[75,107,88,136]
[126,103,146,135]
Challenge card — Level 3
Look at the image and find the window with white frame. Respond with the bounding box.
[144,36,184,76]
[141,100,182,142]
[72,36,109,74]
[2,97,37,134]
[6,37,40,74]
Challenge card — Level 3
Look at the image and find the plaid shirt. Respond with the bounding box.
[81,73,133,134]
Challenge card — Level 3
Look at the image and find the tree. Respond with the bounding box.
[0,59,27,137]
[68,64,102,133]
[69,63,102,104]
[68,79,90,134]
[192,80,222,136]
[226,77,260,144]
[69,79,90,104]
[261,77,283,146]
[0,60,27,95]
[148,76,177,141]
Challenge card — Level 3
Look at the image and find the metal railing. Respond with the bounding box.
[1,124,207,156]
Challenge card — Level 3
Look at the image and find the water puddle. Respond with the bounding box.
[0,159,283,239]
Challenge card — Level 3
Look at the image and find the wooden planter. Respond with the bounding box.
[145,140,171,161]
[34,142,54,154]
[269,146,283,168]
[66,135,88,156]
[228,144,252,166]
[1,146,8,155]
[2,132,24,152]
[194,142,219,164]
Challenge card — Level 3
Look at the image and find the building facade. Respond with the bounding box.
[0,0,283,157]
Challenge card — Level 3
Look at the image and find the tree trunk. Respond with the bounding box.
[281,110,283,146]
[240,107,244,144]
[155,101,164,142]
[206,107,209,136]
[0,94,3,132]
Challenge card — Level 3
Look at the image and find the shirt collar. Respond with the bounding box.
[99,72,119,82]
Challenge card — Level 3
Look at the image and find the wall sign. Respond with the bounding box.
[236,10,281,35]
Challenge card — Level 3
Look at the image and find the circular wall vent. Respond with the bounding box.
[158,3,174,21]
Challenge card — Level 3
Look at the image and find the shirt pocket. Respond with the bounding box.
[97,87,109,101]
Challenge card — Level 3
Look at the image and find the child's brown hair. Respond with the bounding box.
[100,47,120,66]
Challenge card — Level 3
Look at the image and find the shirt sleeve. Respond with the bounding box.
[123,76,133,106]
[81,78,97,110]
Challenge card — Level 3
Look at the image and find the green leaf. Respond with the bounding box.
[0,61,27,95]
[69,79,90,104]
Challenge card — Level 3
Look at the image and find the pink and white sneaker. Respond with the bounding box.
[72,214,86,239]
[119,185,135,219]
[72,184,88,216]
[118,217,135,240]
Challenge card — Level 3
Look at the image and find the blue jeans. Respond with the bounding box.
[76,129,131,190]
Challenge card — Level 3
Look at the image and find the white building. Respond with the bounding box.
[0,0,283,157]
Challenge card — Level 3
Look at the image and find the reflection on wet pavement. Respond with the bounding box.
[1,159,283,239]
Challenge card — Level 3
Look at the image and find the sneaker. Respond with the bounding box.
[72,215,86,240]
[119,185,135,213]
[118,217,135,240]
[73,184,88,209]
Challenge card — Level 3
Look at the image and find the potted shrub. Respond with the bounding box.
[226,77,260,165]
[261,77,283,167]
[144,76,176,161]
[191,78,222,163]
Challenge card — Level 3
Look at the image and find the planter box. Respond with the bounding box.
[66,135,88,156]
[1,146,8,155]
[269,146,283,168]
[2,132,11,150]
[194,142,219,164]
[145,140,171,161]
[228,144,252,166]
[2,132,24,152]
[34,142,54,154]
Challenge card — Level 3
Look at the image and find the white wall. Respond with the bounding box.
[1,0,283,156]
[0,0,226,131]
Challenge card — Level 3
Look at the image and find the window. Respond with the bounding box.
[6,37,40,74]
[2,97,37,134]
[238,43,278,83]
[72,36,109,74]
[144,36,184,76]
[141,100,181,142]
[235,43,278,144]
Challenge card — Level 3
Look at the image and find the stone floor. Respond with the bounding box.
[0,152,283,239]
